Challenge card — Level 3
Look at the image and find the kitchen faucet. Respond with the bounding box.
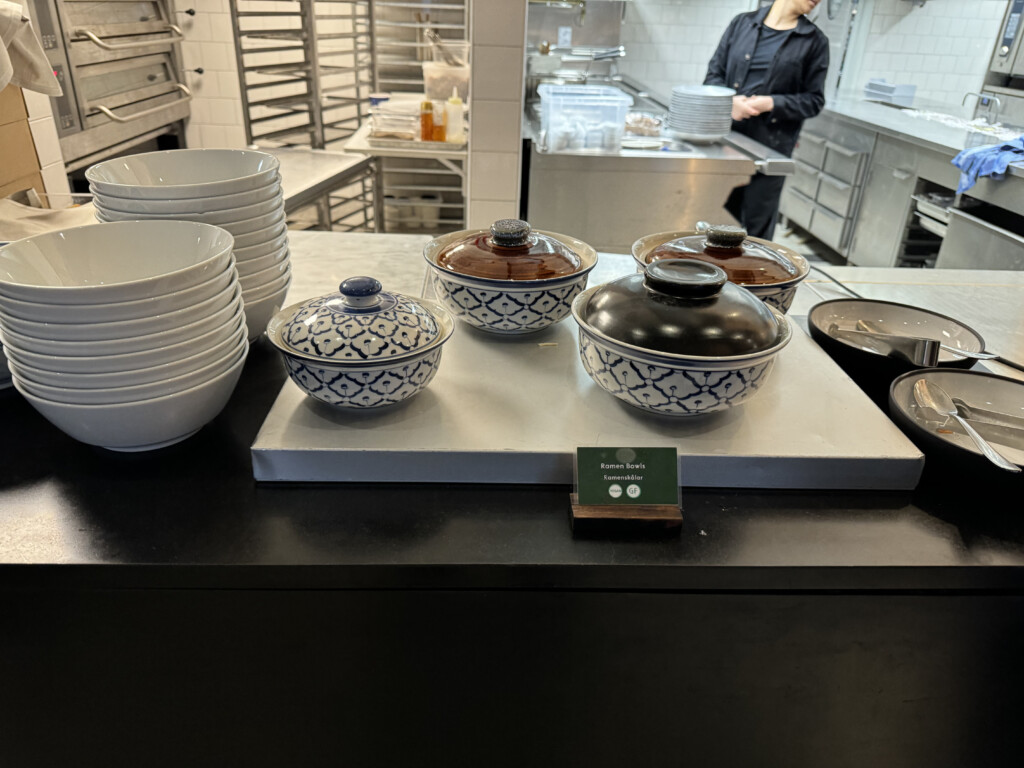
[962,91,1003,124]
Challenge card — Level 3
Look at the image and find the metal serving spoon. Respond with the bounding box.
[913,379,1021,473]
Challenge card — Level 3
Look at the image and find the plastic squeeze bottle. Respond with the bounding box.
[444,87,465,143]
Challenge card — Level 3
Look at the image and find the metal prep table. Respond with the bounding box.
[266,146,375,231]
[522,83,794,253]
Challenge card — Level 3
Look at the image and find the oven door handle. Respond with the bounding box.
[73,24,185,50]
[93,83,192,123]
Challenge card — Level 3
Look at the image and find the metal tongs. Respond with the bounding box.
[827,320,1000,366]
[426,30,466,66]
[827,323,941,366]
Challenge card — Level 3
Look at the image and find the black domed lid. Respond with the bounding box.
[578,259,783,357]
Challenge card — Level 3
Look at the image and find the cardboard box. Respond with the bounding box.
[0,119,39,186]
[0,86,28,127]
[0,171,45,200]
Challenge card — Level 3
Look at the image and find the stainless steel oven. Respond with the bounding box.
[989,0,1024,80]
[28,0,191,171]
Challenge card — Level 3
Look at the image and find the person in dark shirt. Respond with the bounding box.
[705,0,829,240]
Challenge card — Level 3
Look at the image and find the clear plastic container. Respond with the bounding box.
[370,102,420,140]
[432,41,470,66]
[423,61,469,102]
[538,84,634,152]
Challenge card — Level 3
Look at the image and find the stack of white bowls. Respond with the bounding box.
[668,84,735,142]
[0,341,10,389]
[0,220,249,452]
[85,148,290,341]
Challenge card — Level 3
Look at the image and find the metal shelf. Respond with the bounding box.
[231,0,376,233]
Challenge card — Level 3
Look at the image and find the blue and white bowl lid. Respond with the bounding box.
[267,276,453,364]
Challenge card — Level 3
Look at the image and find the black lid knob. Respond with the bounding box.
[489,219,531,247]
[705,224,747,248]
[644,259,727,299]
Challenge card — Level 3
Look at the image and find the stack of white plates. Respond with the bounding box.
[668,84,735,143]
[86,149,289,341]
[0,221,248,452]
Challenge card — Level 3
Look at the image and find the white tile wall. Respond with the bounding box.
[468,151,520,200]
[28,116,62,168]
[467,0,528,227]
[174,0,247,147]
[16,2,72,207]
[468,199,519,223]
[842,0,1009,112]
[468,100,521,152]
[617,0,758,106]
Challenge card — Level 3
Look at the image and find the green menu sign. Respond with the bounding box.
[575,447,679,507]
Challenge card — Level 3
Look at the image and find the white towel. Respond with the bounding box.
[1,0,62,96]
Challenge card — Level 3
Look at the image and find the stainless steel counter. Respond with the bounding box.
[522,123,789,251]
[521,74,797,252]
[823,96,1024,178]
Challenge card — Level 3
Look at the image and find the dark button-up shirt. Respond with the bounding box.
[704,6,829,157]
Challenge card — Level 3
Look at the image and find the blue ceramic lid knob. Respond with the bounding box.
[339,276,383,308]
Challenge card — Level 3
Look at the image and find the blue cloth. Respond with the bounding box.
[951,136,1024,194]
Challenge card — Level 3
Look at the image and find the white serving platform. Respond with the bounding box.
[252,232,924,489]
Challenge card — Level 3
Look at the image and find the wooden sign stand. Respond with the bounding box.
[569,493,682,538]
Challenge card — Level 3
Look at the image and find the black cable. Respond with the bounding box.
[808,264,863,299]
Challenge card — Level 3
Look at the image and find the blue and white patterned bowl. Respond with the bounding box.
[571,268,792,417]
[423,227,598,335]
[631,229,809,314]
[266,276,454,408]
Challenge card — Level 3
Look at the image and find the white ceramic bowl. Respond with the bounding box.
[0,220,234,304]
[241,282,290,341]
[237,257,290,288]
[233,231,289,263]
[220,210,287,238]
[92,177,282,214]
[423,227,599,334]
[8,321,247,389]
[94,191,284,225]
[242,271,291,303]
[0,342,10,388]
[11,337,247,405]
[2,312,246,374]
[0,275,238,341]
[233,219,287,249]
[86,149,280,200]
[0,264,235,324]
[1,285,243,356]
[235,246,289,278]
[13,346,248,451]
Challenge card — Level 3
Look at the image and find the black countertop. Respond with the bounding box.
[4,239,1024,768]
[3,333,1024,593]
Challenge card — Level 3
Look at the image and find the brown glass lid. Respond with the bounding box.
[644,225,801,286]
[436,219,583,280]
